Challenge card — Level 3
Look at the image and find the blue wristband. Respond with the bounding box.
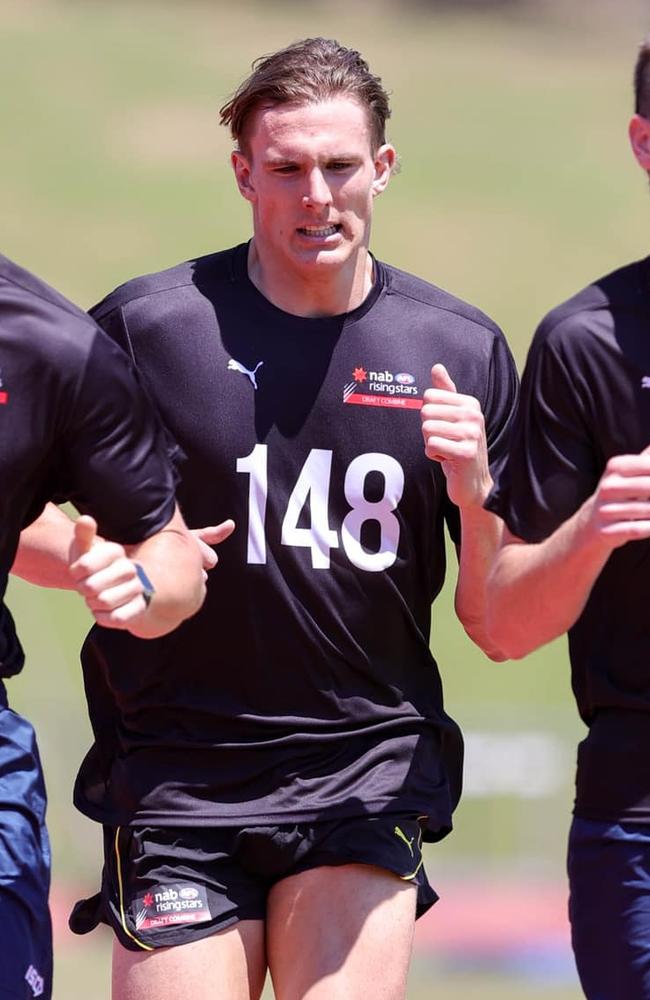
[133,562,155,607]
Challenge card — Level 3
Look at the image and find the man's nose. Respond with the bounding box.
[302,169,333,209]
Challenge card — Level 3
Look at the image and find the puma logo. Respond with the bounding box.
[394,825,415,856]
[227,358,264,390]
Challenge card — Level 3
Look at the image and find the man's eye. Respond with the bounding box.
[273,165,298,174]
[328,161,353,171]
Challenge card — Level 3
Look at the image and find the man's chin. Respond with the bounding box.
[291,244,355,271]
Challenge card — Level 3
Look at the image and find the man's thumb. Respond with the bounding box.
[431,364,457,393]
[72,515,98,557]
[195,519,236,546]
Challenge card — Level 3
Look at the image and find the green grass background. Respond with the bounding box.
[1,0,648,995]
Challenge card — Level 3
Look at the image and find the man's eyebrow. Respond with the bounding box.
[263,151,363,164]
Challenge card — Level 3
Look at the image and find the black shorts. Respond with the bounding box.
[70,814,438,952]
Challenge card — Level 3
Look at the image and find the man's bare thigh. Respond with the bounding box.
[111,919,266,1000]
[266,863,417,1000]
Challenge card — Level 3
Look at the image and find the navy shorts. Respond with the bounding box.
[70,814,437,952]
[568,816,650,1000]
[0,706,52,999]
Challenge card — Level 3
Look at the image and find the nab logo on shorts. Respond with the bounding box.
[343,365,422,410]
[134,882,212,930]
[24,965,44,997]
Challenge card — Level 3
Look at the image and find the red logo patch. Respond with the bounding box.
[343,365,422,410]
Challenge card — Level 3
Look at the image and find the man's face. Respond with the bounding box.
[232,96,395,282]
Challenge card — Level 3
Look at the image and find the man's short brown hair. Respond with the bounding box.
[219,37,391,154]
[634,37,650,118]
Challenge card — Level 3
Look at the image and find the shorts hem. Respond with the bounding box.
[112,911,249,953]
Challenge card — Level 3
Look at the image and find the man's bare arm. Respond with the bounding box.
[454,504,506,661]
[420,364,506,661]
[68,508,205,639]
[14,503,227,640]
[487,448,650,659]
[13,503,73,587]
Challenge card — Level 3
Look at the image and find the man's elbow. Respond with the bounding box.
[479,642,511,663]
[483,612,537,662]
[459,615,511,662]
[458,604,536,662]
[480,568,537,660]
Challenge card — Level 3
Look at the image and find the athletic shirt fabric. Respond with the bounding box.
[75,243,518,841]
[0,254,178,682]
[486,257,650,823]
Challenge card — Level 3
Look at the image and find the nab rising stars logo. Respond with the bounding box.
[343,365,422,410]
[134,883,212,931]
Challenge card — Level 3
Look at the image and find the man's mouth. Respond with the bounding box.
[296,224,341,238]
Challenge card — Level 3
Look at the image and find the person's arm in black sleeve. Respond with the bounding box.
[16,327,206,639]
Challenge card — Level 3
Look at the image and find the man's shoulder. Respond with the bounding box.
[0,253,101,369]
[379,261,503,337]
[91,246,241,323]
[0,253,94,331]
[535,257,649,349]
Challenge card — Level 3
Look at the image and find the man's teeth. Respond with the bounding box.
[299,225,338,236]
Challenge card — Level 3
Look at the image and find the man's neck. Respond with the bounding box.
[246,241,374,318]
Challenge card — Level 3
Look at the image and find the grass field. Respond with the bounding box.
[1,0,647,995]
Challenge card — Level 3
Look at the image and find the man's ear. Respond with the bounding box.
[371,144,397,198]
[629,115,650,171]
[231,149,256,203]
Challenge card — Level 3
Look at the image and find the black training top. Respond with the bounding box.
[0,254,178,679]
[487,257,650,822]
[75,243,518,839]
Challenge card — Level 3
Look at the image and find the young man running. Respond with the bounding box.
[0,253,206,999]
[66,38,517,1000]
[486,38,650,1000]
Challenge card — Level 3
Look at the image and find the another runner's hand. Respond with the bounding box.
[587,444,650,548]
[191,519,236,576]
[420,364,491,509]
[68,515,150,628]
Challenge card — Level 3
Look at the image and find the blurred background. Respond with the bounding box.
[1,0,648,996]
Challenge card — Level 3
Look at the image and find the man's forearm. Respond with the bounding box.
[486,500,611,660]
[123,510,205,639]
[13,503,76,587]
[16,503,206,639]
[455,501,507,661]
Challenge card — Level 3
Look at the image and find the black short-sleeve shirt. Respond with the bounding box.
[76,243,518,839]
[487,257,650,821]
[0,254,178,677]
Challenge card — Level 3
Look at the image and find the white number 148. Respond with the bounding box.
[236,445,404,572]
